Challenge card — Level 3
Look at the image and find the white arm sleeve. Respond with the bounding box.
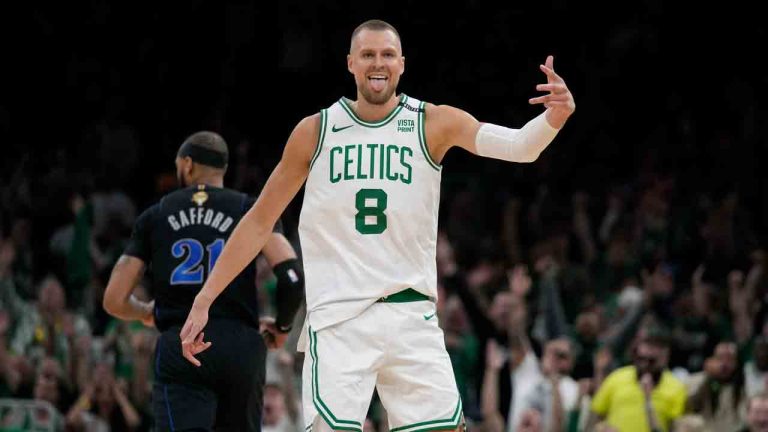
[474,112,559,163]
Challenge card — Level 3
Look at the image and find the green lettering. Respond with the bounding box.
[379,144,385,180]
[400,147,413,184]
[356,144,367,179]
[367,144,378,180]
[386,145,399,181]
[344,145,355,181]
[330,147,342,183]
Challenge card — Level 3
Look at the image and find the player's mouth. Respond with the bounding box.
[367,74,388,92]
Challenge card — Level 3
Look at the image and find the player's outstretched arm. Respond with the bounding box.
[180,114,319,366]
[427,55,575,164]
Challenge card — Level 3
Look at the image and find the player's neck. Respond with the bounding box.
[188,177,223,188]
[351,93,400,122]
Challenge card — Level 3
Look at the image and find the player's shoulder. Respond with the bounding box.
[132,201,161,230]
[294,112,322,136]
[282,112,324,164]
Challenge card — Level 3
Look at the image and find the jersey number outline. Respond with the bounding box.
[355,189,388,234]
[170,238,225,285]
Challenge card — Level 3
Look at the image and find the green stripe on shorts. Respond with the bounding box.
[390,398,463,432]
[309,328,363,432]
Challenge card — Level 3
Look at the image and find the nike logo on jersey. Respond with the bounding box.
[423,312,436,321]
[331,124,353,133]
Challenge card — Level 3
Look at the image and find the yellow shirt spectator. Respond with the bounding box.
[591,366,687,432]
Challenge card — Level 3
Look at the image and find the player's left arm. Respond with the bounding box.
[427,55,575,164]
[103,255,154,326]
[103,206,156,326]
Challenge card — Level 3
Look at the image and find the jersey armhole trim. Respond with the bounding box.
[309,109,327,171]
[418,101,442,171]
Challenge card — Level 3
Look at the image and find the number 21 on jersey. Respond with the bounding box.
[170,238,224,285]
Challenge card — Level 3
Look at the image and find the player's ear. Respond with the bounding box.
[183,156,194,178]
[347,53,354,74]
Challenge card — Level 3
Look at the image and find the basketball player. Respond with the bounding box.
[180,20,575,432]
[103,131,304,431]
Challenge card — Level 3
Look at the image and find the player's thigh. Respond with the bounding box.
[301,319,382,431]
[376,302,463,432]
[214,324,267,432]
[154,328,218,431]
[153,381,217,432]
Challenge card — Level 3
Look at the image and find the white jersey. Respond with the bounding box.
[298,94,442,331]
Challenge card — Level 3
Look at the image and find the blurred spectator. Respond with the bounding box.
[589,330,687,432]
[479,278,578,432]
[745,337,768,398]
[520,338,579,432]
[7,218,34,300]
[0,357,68,432]
[685,341,746,430]
[738,392,768,432]
[672,415,709,432]
[480,340,506,432]
[1,273,91,387]
[442,294,480,413]
[263,350,301,432]
[65,362,142,431]
[32,357,70,414]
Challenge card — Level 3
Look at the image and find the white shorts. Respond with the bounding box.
[301,300,463,432]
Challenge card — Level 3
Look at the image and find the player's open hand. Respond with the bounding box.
[259,317,289,350]
[180,300,212,366]
[529,55,575,129]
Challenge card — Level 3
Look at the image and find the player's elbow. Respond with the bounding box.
[102,294,117,317]
[508,146,542,163]
[516,152,540,163]
[102,285,122,317]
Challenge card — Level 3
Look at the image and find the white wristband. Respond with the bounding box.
[474,112,559,163]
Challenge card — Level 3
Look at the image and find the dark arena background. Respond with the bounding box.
[1,1,767,431]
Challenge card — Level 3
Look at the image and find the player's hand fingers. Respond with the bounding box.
[181,327,198,346]
[530,93,571,105]
[192,332,212,354]
[182,344,202,367]
[545,55,554,70]
[539,63,563,83]
[193,341,212,354]
[544,101,574,109]
[535,84,568,94]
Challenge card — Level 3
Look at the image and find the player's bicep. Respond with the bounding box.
[261,233,298,267]
[425,104,482,160]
